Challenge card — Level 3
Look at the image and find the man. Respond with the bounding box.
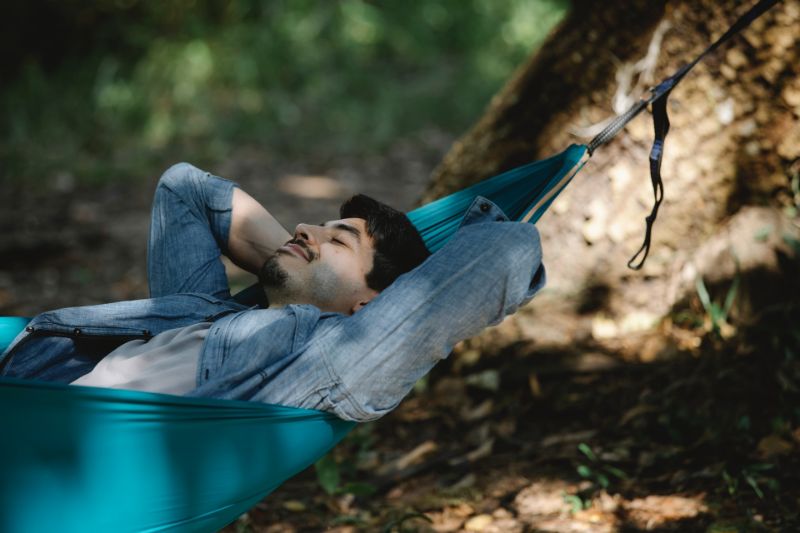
[0,163,545,421]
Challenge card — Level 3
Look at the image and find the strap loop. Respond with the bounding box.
[628,92,669,269]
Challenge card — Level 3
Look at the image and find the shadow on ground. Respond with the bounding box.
[227,301,800,532]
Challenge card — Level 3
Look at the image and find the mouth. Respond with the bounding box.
[278,242,311,262]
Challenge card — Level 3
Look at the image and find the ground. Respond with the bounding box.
[222,310,800,532]
[2,134,798,532]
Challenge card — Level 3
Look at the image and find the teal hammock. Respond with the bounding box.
[0,145,589,533]
[0,0,777,529]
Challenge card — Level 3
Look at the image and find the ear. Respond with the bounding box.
[350,289,378,314]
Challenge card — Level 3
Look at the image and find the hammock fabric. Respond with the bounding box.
[0,1,777,530]
[0,145,588,533]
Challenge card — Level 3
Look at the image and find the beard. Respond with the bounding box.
[258,255,289,289]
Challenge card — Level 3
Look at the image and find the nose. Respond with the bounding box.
[294,223,318,244]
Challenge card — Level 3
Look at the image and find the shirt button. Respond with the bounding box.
[73,328,82,335]
[479,202,490,213]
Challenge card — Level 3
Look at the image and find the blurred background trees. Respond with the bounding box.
[1,0,566,183]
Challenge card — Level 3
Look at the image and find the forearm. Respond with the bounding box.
[227,188,291,274]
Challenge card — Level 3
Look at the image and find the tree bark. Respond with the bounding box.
[426,0,800,355]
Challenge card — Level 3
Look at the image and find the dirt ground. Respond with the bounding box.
[2,133,799,532]
[219,305,800,532]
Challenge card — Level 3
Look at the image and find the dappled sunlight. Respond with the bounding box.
[2,1,798,531]
[277,174,347,200]
[458,478,710,532]
[0,1,568,184]
[229,293,799,530]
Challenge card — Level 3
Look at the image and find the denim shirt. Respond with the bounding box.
[1,194,544,422]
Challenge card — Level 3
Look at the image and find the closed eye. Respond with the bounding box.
[320,221,361,247]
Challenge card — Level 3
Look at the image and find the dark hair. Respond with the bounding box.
[340,194,430,291]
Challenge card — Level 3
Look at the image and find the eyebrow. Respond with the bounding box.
[323,222,362,242]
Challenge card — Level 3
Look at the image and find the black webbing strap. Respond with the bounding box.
[587,0,780,269]
[627,87,669,268]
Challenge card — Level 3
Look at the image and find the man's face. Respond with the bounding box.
[259,218,378,314]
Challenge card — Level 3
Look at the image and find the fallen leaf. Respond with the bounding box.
[464,438,495,463]
[540,430,597,448]
[757,434,794,458]
[514,480,572,517]
[381,440,438,474]
[460,399,494,421]
[464,513,493,531]
[618,404,658,426]
[465,369,500,392]
[528,373,542,397]
[623,495,708,529]
[282,500,306,512]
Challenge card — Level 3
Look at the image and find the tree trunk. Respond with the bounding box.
[426,0,800,358]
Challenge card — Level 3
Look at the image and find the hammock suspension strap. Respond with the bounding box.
[586,0,780,269]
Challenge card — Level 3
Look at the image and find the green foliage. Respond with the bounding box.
[695,274,739,337]
[785,169,800,218]
[1,0,569,183]
[562,492,589,513]
[564,442,628,511]
[381,510,432,533]
[575,442,627,489]
[314,454,377,497]
[784,234,800,256]
[314,453,341,495]
[314,423,378,497]
[329,513,368,527]
[722,464,779,500]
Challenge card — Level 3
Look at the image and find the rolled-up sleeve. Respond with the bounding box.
[148,163,238,299]
[307,216,545,421]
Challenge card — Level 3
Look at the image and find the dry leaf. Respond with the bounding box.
[756,434,794,458]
